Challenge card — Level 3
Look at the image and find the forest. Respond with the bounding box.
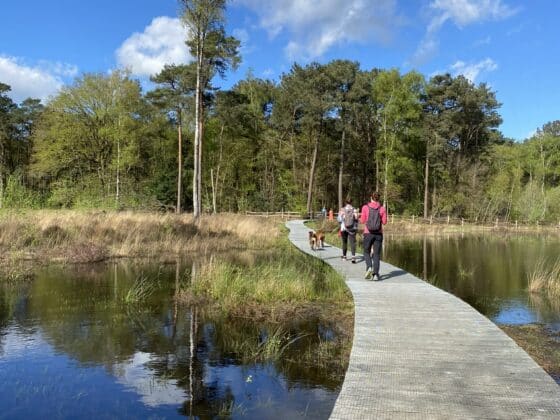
[1,2,559,223]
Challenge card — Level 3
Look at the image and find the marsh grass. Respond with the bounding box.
[124,273,158,304]
[179,244,351,315]
[0,210,282,263]
[528,258,560,298]
[0,260,34,284]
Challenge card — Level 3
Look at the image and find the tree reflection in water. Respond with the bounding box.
[0,259,348,419]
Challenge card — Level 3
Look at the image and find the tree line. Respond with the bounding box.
[1,0,559,223]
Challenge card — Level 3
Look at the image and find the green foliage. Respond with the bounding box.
[1,15,558,221]
[2,170,40,208]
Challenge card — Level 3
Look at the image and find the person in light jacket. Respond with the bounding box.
[337,198,358,263]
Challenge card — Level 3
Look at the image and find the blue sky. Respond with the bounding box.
[0,0,558,141]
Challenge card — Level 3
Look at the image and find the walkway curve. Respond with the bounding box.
[286,220,560,419]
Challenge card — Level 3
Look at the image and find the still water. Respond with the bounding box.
[0,262,344,419]
[383,233,560,331]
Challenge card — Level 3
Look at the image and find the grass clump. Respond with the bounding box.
[124,273,158,304]
[528,258,560,298]
[180,245,350,317]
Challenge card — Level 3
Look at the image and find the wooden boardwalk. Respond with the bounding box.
[286,220,560,419]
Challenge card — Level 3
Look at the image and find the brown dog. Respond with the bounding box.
[316,230,325,249]
[309,231,317,250]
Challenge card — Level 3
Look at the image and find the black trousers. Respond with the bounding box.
[363,233,383,274]
[341,230,356,257]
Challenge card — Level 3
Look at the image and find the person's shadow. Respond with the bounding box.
[380,269,407,280]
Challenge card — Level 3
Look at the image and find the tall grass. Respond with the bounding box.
[124,273,158,303]
[180,244,350,313]
[528,258,560,298]
[0,210,282,263]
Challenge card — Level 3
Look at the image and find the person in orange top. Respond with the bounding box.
[359,191,387,281]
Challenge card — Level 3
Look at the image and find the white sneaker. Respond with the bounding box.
[364,268,373,279]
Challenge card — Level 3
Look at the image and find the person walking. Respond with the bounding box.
[337,198,358,263]
[360,192,387,280]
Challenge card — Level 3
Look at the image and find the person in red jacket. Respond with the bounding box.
[360,191,387,281]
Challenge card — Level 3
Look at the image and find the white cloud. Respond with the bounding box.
[411,0,517,65]
[235,0,400,60]
[0,55,76,103]
[449,58,497,82]
[232,28,254,55]
[116,16,192,78]
[429,0,517,28]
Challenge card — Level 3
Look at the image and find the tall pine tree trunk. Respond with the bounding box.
[193,42,203,219]
[176,111,183,213]
[338,128,345,210]
[424,152,429,218]
[306,134,319,216]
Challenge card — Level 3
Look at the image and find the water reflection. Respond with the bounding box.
[384,233,560,330]
[0,261,344,419]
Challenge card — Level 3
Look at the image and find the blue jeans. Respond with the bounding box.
[363,233,383,274]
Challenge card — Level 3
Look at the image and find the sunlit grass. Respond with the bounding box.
[179,243,350,312]
[0,210,282,263]
[528,258,560,298]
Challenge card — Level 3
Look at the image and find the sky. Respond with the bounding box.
[0,0,558,141]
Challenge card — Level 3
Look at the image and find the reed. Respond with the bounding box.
[179,244,350,312]
[528,258,560,298]
[0,210,282,263]
[124,273,157,303]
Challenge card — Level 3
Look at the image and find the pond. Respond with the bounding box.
[0,261,346,419]
[383,232,560,332]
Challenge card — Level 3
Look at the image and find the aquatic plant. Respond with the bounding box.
[180,245,349,311]
[124,273,157,303]
[528,258,560,298]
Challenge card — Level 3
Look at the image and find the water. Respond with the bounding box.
[383,233,560,331]
[0,262,345,419]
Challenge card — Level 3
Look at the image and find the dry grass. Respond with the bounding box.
[0,210,282,264]
[527,258,560,298]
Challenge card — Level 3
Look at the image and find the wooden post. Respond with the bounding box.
[515,220,518,230]
[391,214,394,224]
[447,215,450,224]
[461,218,464,227]
[495,218,498,228]
[430,215,433,225]
[412,215,415,224]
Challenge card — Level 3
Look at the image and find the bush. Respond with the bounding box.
[2,171,40,208]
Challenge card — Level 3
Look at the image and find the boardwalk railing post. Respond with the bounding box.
[412,215,415,224]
